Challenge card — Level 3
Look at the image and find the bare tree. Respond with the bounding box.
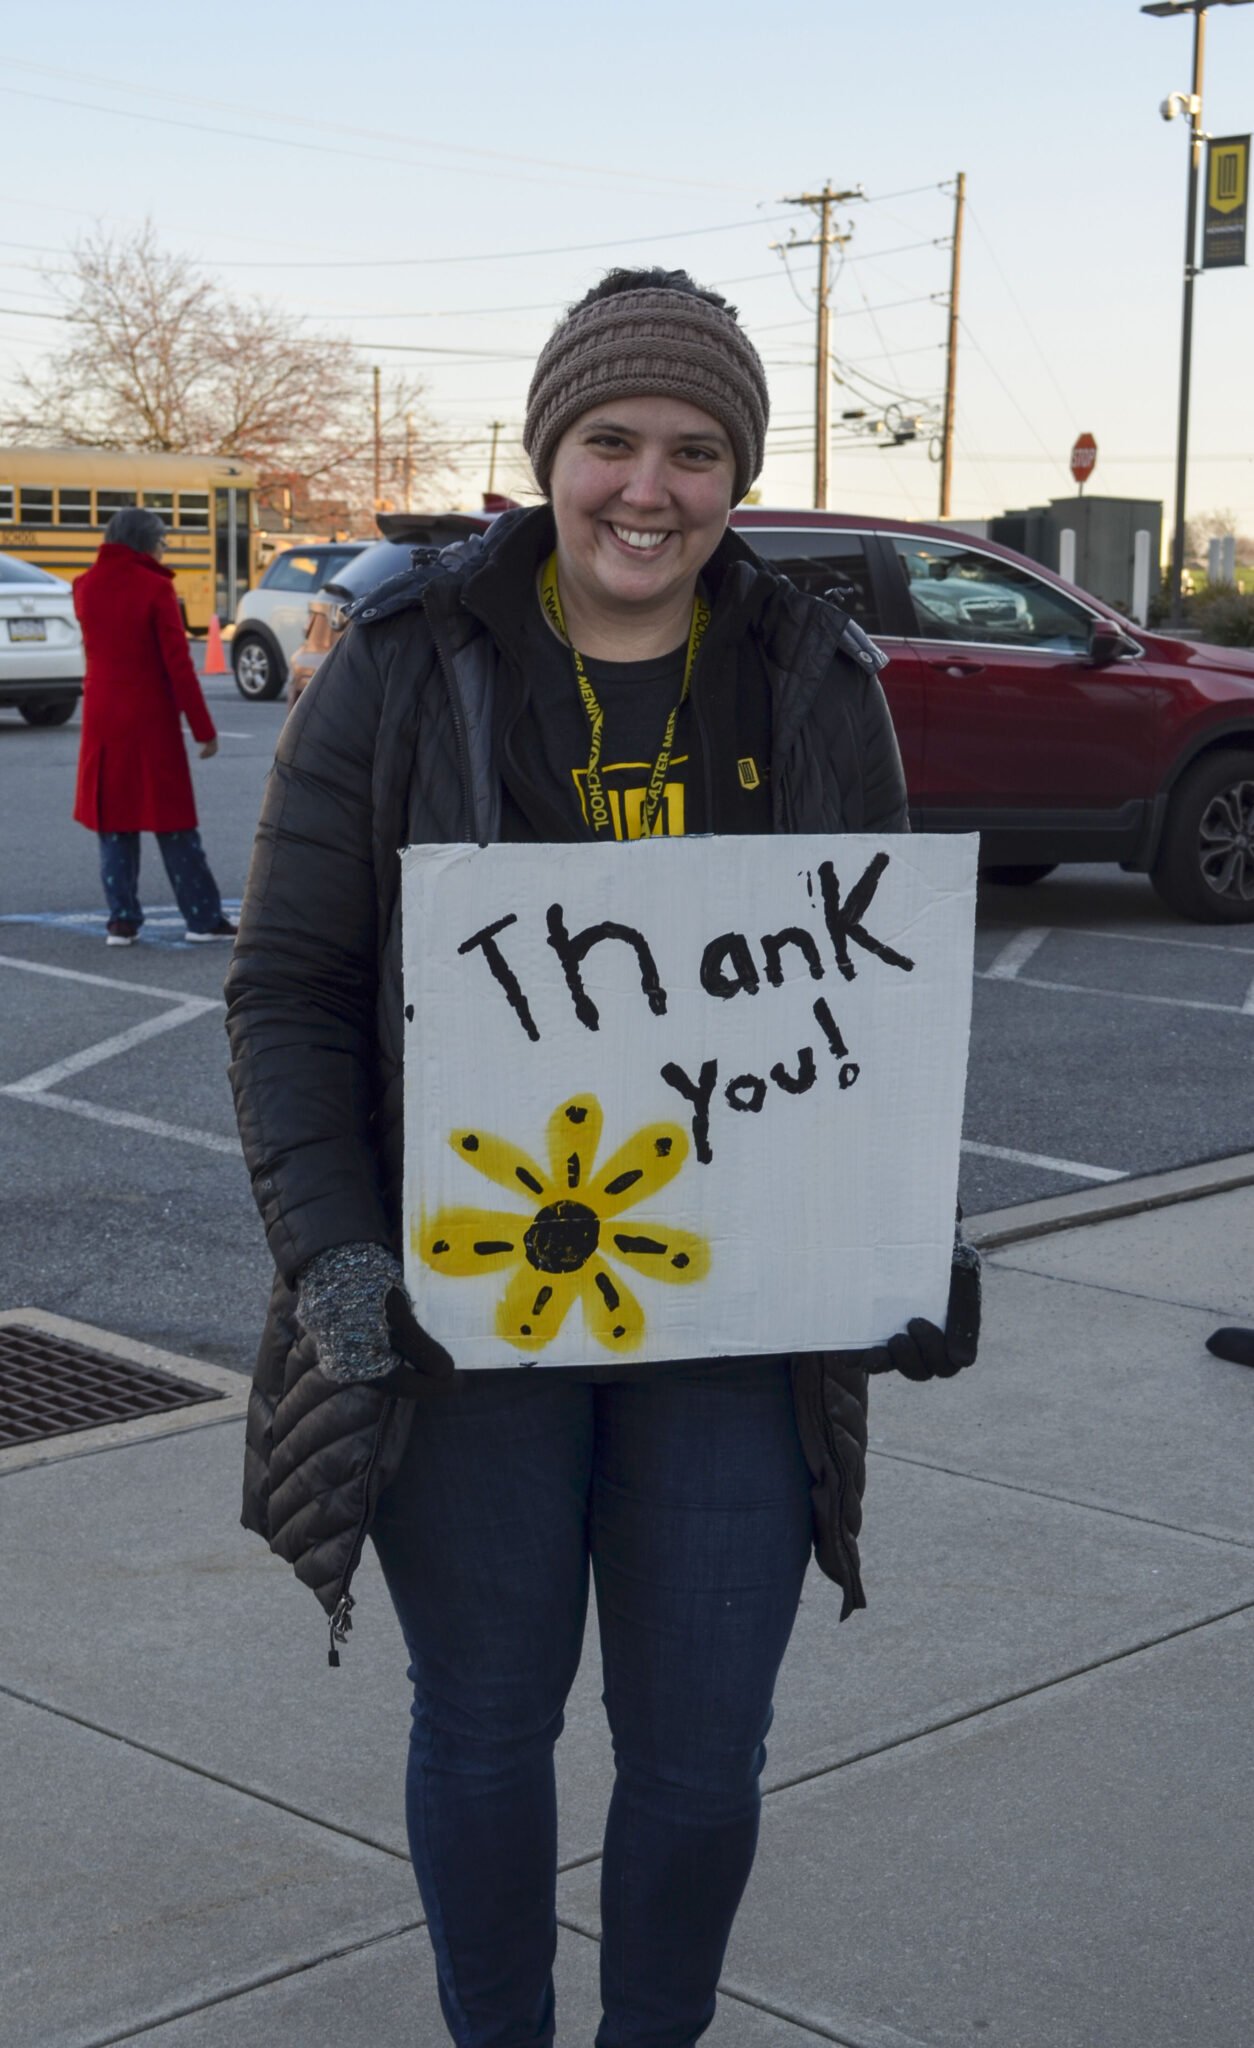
[5,225,456,524]
[8,227,213,452]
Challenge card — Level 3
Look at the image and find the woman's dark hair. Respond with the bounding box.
[569,267,739,323]
[105,506,167,555]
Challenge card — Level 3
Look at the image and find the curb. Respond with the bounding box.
[965,1149,1254,1250]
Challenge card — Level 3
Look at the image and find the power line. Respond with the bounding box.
[965,203,1076,426]
[0,93,795,269]
[217,214,800,272]
[860,182,953,206]
[958,316,1071,485]
[2,59,760,199]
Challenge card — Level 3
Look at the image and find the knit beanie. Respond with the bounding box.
[524,285,769,504]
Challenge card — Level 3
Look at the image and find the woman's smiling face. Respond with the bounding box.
[547,394,736,631]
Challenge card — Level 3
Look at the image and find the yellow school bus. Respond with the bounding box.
[0,449,263,630]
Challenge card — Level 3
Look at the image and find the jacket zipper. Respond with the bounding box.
[326,1397,395,1668]
[430,601,479,839]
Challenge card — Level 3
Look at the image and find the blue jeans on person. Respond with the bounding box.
[97,829,223,933]
[370,1359,814,2048]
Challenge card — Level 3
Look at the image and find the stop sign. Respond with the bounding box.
[1071,433,1097,485]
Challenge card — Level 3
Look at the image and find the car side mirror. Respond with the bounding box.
[1087,621,1126,668]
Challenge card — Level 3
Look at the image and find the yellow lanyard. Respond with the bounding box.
[539,551,710,839]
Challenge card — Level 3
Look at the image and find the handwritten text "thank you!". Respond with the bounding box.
[453,852,914,1163]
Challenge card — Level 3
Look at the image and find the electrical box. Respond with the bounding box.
[990,497,1162,614]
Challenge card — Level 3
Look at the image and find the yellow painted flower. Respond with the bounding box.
[414,1095,709,1355]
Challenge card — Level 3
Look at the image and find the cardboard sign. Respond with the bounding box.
[402,834,977,1371]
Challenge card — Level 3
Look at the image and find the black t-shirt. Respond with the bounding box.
[500,594,694,842]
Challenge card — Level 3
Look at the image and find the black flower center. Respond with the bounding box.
[524,1200,600,1274]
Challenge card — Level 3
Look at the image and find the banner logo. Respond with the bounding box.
[1203,136,1249,270]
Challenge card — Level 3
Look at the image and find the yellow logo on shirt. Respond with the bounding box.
[572,759,687,839]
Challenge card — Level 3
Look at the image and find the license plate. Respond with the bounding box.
[9,619,47,642]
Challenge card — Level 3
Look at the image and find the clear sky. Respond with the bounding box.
[2,0,1252,534]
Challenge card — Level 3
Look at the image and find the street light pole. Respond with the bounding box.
[1172,5,1205,625]
[1143,0,1254,625]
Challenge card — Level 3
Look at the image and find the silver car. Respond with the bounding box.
[231,542,369,701]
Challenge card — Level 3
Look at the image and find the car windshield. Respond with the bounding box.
[0,553,64,588]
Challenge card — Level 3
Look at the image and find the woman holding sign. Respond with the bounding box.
[227,269,979,2048]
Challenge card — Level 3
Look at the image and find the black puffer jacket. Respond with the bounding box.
[226,507,909,1654]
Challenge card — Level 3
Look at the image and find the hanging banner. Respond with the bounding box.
[401,834,977,1371]
[1203,135,1249,270]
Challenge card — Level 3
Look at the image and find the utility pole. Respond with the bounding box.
[1143,0,1254,623]
[939,171,966,519]
[403,411,415,513]
[372,365,382,510]
[775,183,861,508]
[487,419,505,497]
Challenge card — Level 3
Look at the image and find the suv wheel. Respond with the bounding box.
[20,697,78,727]
[232,632,284,702]
[1151,750,1254,923]
[979,863,1057,887]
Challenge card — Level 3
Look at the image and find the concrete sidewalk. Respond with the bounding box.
[3,1181,1253,2048]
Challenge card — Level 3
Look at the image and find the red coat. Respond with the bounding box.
[73,544,217,834]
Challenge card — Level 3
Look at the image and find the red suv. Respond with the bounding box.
[291,506,1254,924]
[731,509,1254,925]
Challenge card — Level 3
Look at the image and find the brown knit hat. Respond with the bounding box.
[524,284,769,503]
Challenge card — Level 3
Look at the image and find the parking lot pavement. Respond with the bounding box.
[5,687,1254,1365]
[964,874,1254,1210]
[0,920,266,1369]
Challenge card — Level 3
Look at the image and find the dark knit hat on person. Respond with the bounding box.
[524,285,770,503]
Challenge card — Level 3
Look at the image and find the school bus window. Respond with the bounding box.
[143,491,175,522]
[177,493,210,530]
[60,488,92,527]
[97,489,136,526]
[20,487,53,524]
[0,487,13,521]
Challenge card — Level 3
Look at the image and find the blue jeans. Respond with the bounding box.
[98,829,223,933]
[370,1362,813,2048]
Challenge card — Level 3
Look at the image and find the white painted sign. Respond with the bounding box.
[402,834,977,1371]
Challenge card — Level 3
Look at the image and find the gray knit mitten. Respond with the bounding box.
[296,1242,454,1384]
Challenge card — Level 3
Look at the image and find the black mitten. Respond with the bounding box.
[379,1285,455,1391]
[866,1237,982,1382]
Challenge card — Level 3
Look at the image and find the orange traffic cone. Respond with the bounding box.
[204,615,228,676]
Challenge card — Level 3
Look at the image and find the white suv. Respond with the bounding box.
[0,552,84,726]
[232,543,368,700]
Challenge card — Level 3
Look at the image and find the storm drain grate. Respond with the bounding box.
[0,1325,223,1448]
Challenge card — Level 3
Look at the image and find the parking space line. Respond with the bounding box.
[4,1089,239,1155]
[1068,926,1254,956]
[4,1000,218,1097]
[0,953,236,1156]
[984,928,1050,980]
[977,972,1254,1019]
[961,1140,1125,1184]
[1,904,241,954]
[1244,975,1254,1017]
[0,953,214,1004]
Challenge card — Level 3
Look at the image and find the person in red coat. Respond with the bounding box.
[73,507,236,946]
